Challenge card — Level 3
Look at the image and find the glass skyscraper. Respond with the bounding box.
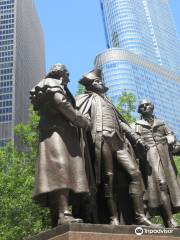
[95,0,180,139]
[0,0,45,147]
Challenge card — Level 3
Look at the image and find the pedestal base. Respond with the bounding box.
[30,223,180,240]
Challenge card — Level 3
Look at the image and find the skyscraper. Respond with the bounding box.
[95,0,180,139]
[0,0,45,147]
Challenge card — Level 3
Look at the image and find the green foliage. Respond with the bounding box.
[14,108,40,150]
[116,91,136,123]
[0,109,50,240]
[75,83,85,96]
[174,155,180,172]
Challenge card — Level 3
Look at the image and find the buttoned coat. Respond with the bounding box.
[134,118,180,214]
[76,92,137,185]
[30,78,89,207]
[76,92,144,224]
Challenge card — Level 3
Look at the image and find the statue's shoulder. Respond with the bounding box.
[30,78,65,111]
[30,78,64,95]
[135,118,165,128]
[76,93,93,106]
[76,93,91,100]
[153,118,165,127]
[41,78,64,91]
[135,119,147,126]
[130,122,136,129]
[132,120,145,133]
[76,93,94,114]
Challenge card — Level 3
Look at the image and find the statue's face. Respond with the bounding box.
[60,70,70,86]
[138,101,154,116]
[91,77,107,93]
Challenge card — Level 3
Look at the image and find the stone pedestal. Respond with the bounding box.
[30,224,180,240]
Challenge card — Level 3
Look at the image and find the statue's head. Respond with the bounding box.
[46,63,69,85]
[79,69,108,93]
[138,99,154,116]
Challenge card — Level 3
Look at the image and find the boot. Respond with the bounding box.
[56,190,83,225]
[50,207,59,228]
[104,174,119,225]
[167,218,179,228]
[110,216,120,225]
[160,190,179,228]
[131,194,160,227]
[106,197,119,225]
[160,205,179,228]
[58,210,83,225]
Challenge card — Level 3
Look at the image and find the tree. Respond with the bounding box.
[0,109,50,240]
[115,91,136,123]
[75,83,85,96]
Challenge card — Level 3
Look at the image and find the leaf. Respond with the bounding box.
[0,108,50,240]
[115,91,136,123]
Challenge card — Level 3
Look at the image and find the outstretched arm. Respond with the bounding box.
[120,121,149,151]
[54,92,90,129]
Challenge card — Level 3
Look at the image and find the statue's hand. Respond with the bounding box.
[136,138,150,152]
[87,121,92,131]
[83,114,92,130]
[72,111,89,129]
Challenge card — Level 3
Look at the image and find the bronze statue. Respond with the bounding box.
[173,141,180,156]
[134,99,180,228]
[76,69,156,226]
[30,64,91,227]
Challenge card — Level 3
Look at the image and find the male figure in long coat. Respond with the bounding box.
[76,69,155,226]
[134,99,180,227]
[30,64,90,227]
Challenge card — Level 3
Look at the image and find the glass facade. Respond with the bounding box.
[0,0,45,147]
[95,49,180,139]
[97,0,180,139]
[0,0,14,146]
[100,0,180,75]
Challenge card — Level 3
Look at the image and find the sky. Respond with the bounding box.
[34,0,180,94]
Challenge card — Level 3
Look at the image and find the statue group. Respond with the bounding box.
[30,63,180,228]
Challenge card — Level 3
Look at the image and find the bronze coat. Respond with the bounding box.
[30,78,89,207]
[134,119,180,214]
[76,92,138,185]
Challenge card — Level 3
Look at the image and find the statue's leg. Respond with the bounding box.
[50,207,58,227]
[156,161,178,228]
[49,190,62,227]
[102,142,119,225]
[57,189,83,225]
[159,180,178,228]
[116,149,158,226]
[49,189,83,226]
[57,189,69,224]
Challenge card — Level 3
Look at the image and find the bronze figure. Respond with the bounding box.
[30,64,90,227]
[76,69,156,226]
[134,99,180,228]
